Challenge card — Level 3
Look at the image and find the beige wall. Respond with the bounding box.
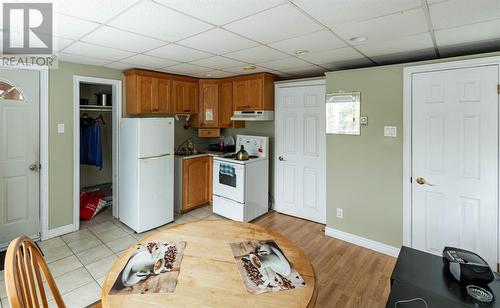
[325,51,500,248]
[48,61,123,229]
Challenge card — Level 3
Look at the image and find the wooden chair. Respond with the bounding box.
[4,236,66,308]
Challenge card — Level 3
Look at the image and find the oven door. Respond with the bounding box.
[213,160,245,203]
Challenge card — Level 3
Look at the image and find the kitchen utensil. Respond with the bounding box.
[235,145,249,161]
[95,93,111,106]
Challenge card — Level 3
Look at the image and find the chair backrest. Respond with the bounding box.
[4,236,66,308]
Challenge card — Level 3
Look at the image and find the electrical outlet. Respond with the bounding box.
[336,208,343,219]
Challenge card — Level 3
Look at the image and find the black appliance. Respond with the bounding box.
[443,246,495,285]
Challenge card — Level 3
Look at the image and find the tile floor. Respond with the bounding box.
[0,205,224,308]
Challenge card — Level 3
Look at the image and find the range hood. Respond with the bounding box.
[231,110,274,121]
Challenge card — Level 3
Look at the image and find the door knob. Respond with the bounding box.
[278,156,285,161]
[29,163,39,172]
[416,177,435,186]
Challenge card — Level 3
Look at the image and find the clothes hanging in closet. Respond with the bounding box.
[80,115,103,168]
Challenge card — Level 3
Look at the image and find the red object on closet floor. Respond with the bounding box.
[80,190,108,220]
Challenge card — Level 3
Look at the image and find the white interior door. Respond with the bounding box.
[411,65,499,268]
[275,82,326,223]
[0,69,40,247]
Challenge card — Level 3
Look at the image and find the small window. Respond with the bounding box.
[0,81,23,101]
[326,91,361,135]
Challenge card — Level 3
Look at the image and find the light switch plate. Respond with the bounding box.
[384,126,397,137]
[360,116,368,125]
[57,123,65,134]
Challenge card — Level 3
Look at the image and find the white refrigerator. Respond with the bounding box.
[119,118,174,233]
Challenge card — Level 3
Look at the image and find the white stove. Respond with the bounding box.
[213,135,269,222]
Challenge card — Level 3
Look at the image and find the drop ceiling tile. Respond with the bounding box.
[108,1,213,42]
[64,42,135,61]
[81,26,166,53]
[144,44,212,62]
[258,57,311,70]
[178,28,258,54]
[194,70,237,78]
[356,32,434,57]
[224,4,322,43]
[268,30,346,55]
[279,65,326,76]
[190,56,246,69]
[104,62,136,70]
[430,0,500,30]
[370,48,437,65]
[54,37,74,52]
[334,8,428,43]
[155,0,285,25]
[122,54,178,69]
[271,70,295,78]
[320,58,375,71]
[435,19,500,47]
[164,63,212,74]
[223,65,271,74]
[53,13,100,39]
[58,53,111,66]
[291,0,422,27]
[53,0,139,23]
[298,47,366,65]
[224,46,288,63]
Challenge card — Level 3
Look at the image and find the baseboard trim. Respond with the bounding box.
[325,227,400,257]
[45,224,75,240]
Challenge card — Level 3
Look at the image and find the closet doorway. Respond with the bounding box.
[73,76,122,231]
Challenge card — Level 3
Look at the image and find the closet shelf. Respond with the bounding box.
[80,105,112,112]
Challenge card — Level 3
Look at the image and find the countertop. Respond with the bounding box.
[174,151,228,160]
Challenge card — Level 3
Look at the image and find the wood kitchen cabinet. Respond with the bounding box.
[172,80,198,114]
[125,69,275,117]
[232,73,275,111]
[198,80,219,127]
[125,70,172,115]
[176,156,212,213]
[220,81,245,128]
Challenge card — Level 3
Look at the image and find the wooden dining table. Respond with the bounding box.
[101,220,317,307]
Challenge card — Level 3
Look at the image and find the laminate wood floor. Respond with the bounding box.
[253,211,397,308]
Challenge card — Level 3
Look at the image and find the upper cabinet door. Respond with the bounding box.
[186,81,199,113]
[219,81,233,128]
[157,78,171,114]
[138,76,158,114]
[233,80,249,110]
[247,78,263,110]
[200,83,219,127]
[172,80,187,113]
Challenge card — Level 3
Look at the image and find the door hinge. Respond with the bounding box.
[410,177,412,183]
[497,263,499,273]
[497,84,500,94]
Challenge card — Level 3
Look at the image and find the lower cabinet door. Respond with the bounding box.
[182,156,211,211]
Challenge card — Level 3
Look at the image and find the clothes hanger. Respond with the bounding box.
[95,114,106,125]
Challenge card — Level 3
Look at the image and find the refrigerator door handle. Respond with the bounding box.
[139,153,171,160]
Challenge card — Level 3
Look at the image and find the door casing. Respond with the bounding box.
[274,77,326,224]
[403,56,500,265]
[73,76,122,232]
[0,63,49,246]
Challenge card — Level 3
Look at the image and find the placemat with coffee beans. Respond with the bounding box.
[230,239,306,295]
[109,241,186,295]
